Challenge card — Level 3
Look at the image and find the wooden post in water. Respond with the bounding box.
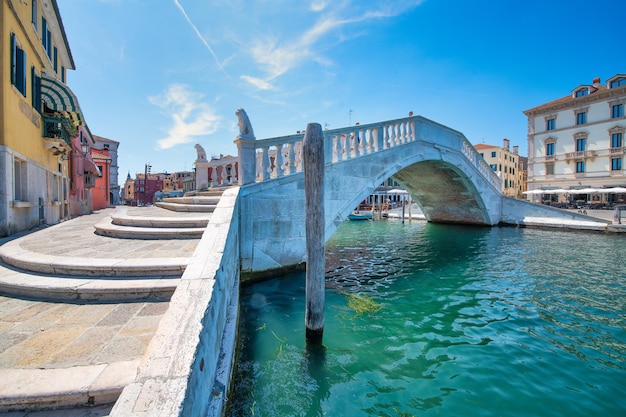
[304,122,325,343]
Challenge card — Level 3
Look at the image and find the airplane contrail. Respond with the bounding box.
[173,0,229,77]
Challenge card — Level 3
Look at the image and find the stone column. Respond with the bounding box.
[194,160,210,190]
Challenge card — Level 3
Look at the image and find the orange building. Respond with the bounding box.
[91,148,111,210]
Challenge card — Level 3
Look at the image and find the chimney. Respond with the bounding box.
[503,138,510,151]
[513,145,519,155]
[593,77,601,88]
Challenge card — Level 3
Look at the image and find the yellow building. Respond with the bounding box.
[1,0,86,236]
[475,139,525,198]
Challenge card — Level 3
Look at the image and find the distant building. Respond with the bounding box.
[524,74,626,205]
[475,139,524,198]
[0,0,93,236]
[91,148,111,210]
[93,135,120,205]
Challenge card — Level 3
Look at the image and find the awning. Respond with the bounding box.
[83,156,101,176]
[40,74,84,126]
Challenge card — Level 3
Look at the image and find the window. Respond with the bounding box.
[610,77,626,88]
[612,103,624,118]
[14,158,27,201]
[576,161,585,173]
[41,17,51,59]
[546,118,555,131]
[576,138,586,152]
[490,164,497,171]
[576,111,587,125]
[31,0,38,31]
[31,66,41,112]
[491,151,496,158]
[576,88,588,97]
[10,33,27,96]
[546,163,555,175]
[53,47,58,73]
[612,158,622,171]
[612,132,623,148]
[546,142,555,156]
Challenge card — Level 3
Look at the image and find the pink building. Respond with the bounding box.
[69,126,100,216]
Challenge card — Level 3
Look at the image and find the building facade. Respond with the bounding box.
[524,74,626,206]
[475,139,524,198]
[91,147,111,210]
[1,0,92,236]
[93,135,120,205]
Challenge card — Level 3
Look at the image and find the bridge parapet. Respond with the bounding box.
[238,115,501,192]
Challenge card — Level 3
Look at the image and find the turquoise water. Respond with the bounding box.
[227,221,626,417]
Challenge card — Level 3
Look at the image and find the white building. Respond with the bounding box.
[523,74,626,206]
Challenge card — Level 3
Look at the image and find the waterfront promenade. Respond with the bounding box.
[0,204,622,416]
[0,207,209,417]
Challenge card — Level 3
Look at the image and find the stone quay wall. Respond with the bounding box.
[109,187,241,417]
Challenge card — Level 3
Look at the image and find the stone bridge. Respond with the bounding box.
[224,114,558,274]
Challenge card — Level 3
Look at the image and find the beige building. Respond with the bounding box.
[475,139,524,198]
[524,74,626,206]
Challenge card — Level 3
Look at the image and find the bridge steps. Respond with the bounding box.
[95,217,206,239]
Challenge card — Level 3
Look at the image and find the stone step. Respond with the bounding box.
[0,266,178,302]
[111,214,210,228]
[95,219,205,239]
[161,196,221,205]
[188,187,233,197]
[0,239,188,277]
[155,202,217,212]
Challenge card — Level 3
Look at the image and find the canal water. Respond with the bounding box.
[227,220,626,417]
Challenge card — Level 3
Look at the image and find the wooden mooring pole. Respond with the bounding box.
[304,122,325,343]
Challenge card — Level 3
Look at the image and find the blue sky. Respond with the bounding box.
[56,0,625,179]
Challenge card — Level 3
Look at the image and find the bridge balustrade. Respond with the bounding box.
[242,115,501,192]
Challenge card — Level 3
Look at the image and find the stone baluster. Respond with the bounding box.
[285,142,295,175]
[210,166,217,187]
[331,135,340,163]
[274,145,284,178]
[259,147,270,181]
[384,125,391,149]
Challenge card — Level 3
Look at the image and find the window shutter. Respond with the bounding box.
[31,67,41,112]
[16,48,26,96]
[10,33,16,86]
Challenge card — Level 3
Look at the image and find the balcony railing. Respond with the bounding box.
[565,150,596,160]
[610,147,624,155]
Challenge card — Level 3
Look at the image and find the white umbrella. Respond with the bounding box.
[570,188,601,194]
[387,189,409,194]
[522,189,545,194]
[601,187,626,193]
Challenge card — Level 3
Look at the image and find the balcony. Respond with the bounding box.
[610,147,624,155]
[42,116,74,157]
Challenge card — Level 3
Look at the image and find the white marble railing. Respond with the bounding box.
[238,115,501,191]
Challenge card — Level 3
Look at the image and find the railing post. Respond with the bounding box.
[234,138,256,185]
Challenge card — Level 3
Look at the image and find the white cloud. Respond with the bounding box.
[310,0,329,12]
[149,84,220,150]
[245,1,425,83]
[240,75,274,90]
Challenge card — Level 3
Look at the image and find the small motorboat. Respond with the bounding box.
[347,211,373,221]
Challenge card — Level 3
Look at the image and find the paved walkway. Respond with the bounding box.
[0,207,207,416]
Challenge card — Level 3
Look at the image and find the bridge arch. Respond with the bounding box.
[238,115,503,274]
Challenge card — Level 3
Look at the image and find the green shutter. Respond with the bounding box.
[10,33,16,86]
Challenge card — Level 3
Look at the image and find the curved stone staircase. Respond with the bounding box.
[0,188,232,303]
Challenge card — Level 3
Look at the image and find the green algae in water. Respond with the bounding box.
[344,292,382,316]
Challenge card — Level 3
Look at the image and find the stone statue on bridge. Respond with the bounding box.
[194,143,207,162]
[236,108,255,140]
